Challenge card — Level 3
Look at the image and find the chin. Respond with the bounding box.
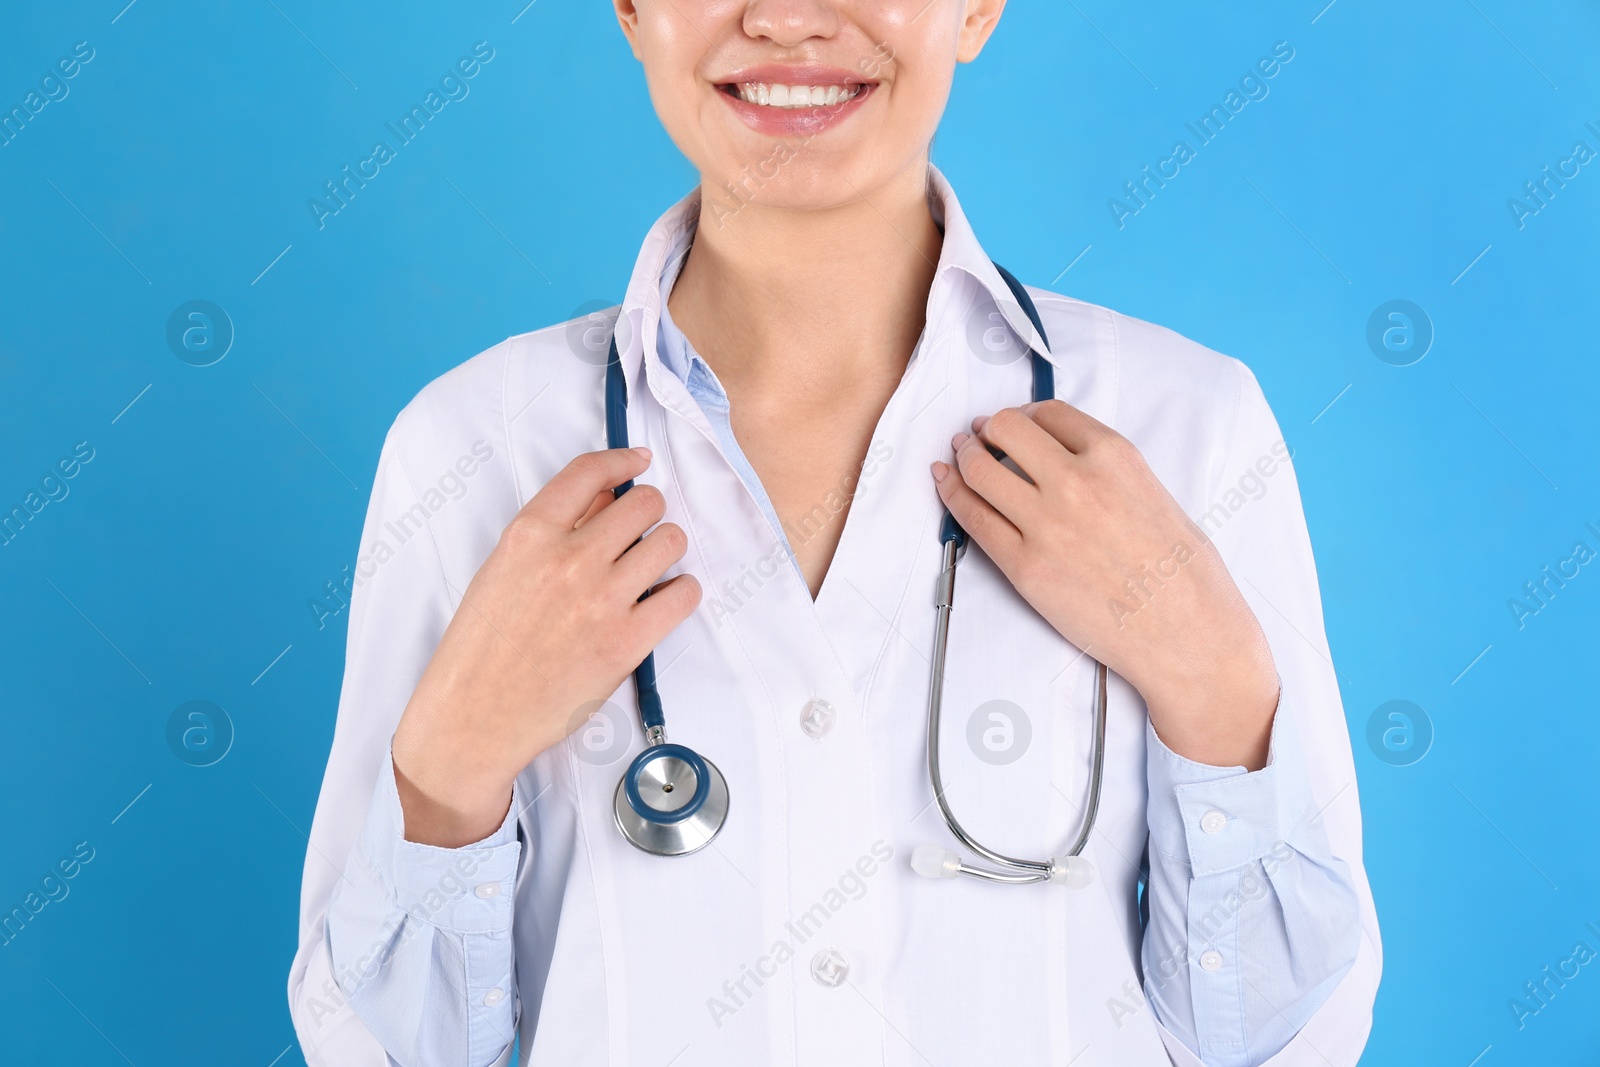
[698,150,915,220]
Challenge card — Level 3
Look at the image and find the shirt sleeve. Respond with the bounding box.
[325,744,523,1067]
[1139,359,1381,1067]
[286,399,525,1067]
[1142,694,1359,1066]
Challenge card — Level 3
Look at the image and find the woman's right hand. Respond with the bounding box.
[390,446,700,847]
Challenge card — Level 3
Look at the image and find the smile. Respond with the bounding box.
[715,67,876,137]
[727,82,866,109]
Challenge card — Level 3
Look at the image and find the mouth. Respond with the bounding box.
[718,81,871,109]
[713,67,878,138]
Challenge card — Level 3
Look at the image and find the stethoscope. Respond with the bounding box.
[604,262,1107,888]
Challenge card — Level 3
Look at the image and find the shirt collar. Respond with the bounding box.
[613,164,1052,398]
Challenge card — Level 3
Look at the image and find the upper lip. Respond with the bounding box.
[714,63,876,87]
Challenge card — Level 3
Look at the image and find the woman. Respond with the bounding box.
[289,1,1380,1064]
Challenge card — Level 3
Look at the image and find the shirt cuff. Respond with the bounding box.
[1144,687,1315,877]
[360,745,523,935]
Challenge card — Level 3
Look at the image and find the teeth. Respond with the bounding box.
[735,82,863,108]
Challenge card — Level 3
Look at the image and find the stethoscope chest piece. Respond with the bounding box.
[613,743,729,856]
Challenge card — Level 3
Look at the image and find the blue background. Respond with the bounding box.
[2,1,1596,1064]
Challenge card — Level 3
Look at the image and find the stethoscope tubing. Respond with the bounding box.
[604,262,1110,876]
[606,336,668,737]
[922,262,1108,886]
[925,544,1109,884]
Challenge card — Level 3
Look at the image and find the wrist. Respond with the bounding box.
[392,753,515,848]
[1139,635,1279,771]
[391,721,517,847]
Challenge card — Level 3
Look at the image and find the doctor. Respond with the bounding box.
[289,1,1380,1064]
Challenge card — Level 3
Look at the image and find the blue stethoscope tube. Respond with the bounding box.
[606,334,729,855]
[606,263,1107,882]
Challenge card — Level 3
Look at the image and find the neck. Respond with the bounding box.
[667,161,942,394]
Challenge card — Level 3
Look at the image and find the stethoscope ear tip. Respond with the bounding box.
[912,844,962,880]
[1049,855,1095,889]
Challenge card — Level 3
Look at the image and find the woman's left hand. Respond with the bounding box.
[931,400,1280,770]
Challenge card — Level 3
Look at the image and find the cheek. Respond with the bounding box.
[869,14,962,145]
[879,69,951,147]
[635,10,720,148]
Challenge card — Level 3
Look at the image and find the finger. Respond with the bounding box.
[1023,400,1153,485]
[573,489,613,530]
[612,521,689,598]
[930,459,1023,566]
[970,406,1073,485]
[630,572,702,647]
[1014,399,1103,454]
[526,447,652,528]
[950,428,1036,522]
[581,482,667,560]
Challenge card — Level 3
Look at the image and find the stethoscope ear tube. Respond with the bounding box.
[921,536,1109,887]
[915,262,1109,889]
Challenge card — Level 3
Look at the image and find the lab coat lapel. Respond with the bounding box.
[807,322,958,699]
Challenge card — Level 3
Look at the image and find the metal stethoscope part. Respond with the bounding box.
[913,533,1107,888]
[612,735,730,857]
[909,265,1108,888]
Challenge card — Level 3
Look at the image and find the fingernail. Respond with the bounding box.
[971,415,989,433]
[632,446,652,461]
[951,432,970,450]
[931,460,949,482]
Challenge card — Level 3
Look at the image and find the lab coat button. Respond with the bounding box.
[484,986,505,1006]
[1199,950,1224,972]
[1200,810,1228,835]
[474,882,501,899]
[799,699,837,740]
[810,948,849,987]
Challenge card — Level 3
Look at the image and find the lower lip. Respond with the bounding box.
[717,85,875,139]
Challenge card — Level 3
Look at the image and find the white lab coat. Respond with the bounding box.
[288,168,1380,1067]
